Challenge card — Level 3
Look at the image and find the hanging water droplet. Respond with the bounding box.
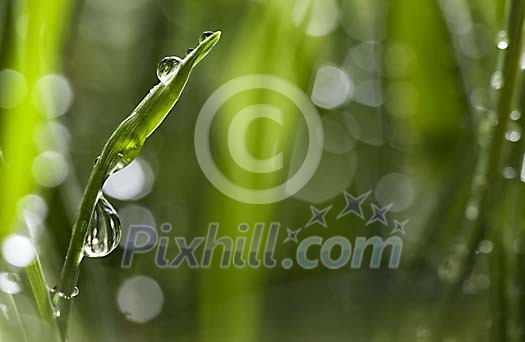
[186,48,194,55]
[491,71,504,90]
[505,123,522,142]
[511,110,521,121]
[84,195,121,258]
[199,31,213,43]
[50,285,79,299]
[156,56,181,84]
[111,146,142,174]
[496,31,509,49]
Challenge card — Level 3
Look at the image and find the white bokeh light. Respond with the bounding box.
[103,159,153,200]
[17,194,48,237]
[17,194,47,221]
[321,113,356,154]
[2,235,36,267]
[292,0,340,37]
[290,150,358,204]
[33,74,73,118]
[311,65,353,109]
[349,42,380,73]
[0,273,21,294]
[354,79,383,108]
[119,205,156,250]
[32,151,69,188]
[35,121,71,153]
[117,275,164,324]
[375,173,415,213]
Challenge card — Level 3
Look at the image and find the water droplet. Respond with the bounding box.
[50,285,79,299]
[503,166,517,179]
[465,205,479,220]
[186,48,194,54]
[513,239,525,254]
[84,195,121,258]
[111,146,142,174]
[491,71,504,90]
[477,240,494,254]
[496,31,509,49]
[94,156,101,165]
[199,31,213,43]
[511,110,521,121]
[156,56,181,84]
[505,124,522,142]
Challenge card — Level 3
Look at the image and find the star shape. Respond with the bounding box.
[337,190,372,220]
[305,205,332,228]
[366,203,393,226]
[390,219,408,235]
[283,227,302,243]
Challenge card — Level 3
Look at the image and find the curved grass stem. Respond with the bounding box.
[53,31,221,340]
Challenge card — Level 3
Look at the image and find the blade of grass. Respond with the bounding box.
[427,0,525,340]
[451,0,525,291]
[53,31,221,339]
[0,0,72,339]
[26,257,56,323]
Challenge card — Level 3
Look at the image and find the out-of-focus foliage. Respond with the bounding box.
[0,0,524,341]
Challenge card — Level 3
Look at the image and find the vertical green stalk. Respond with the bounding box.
[0,0,72,336]
[514,76,525,342]
[456,0,525,283]
[197,1,320,340]
[486,0,525,184]
[484,0,525,340]
[433,0,525,339]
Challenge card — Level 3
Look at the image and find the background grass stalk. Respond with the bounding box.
[487,0,525,183]
[458,0,525,282]
[432,0,525,339]
[473,0,525,339]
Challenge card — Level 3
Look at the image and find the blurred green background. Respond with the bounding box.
[0,0,524,341]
